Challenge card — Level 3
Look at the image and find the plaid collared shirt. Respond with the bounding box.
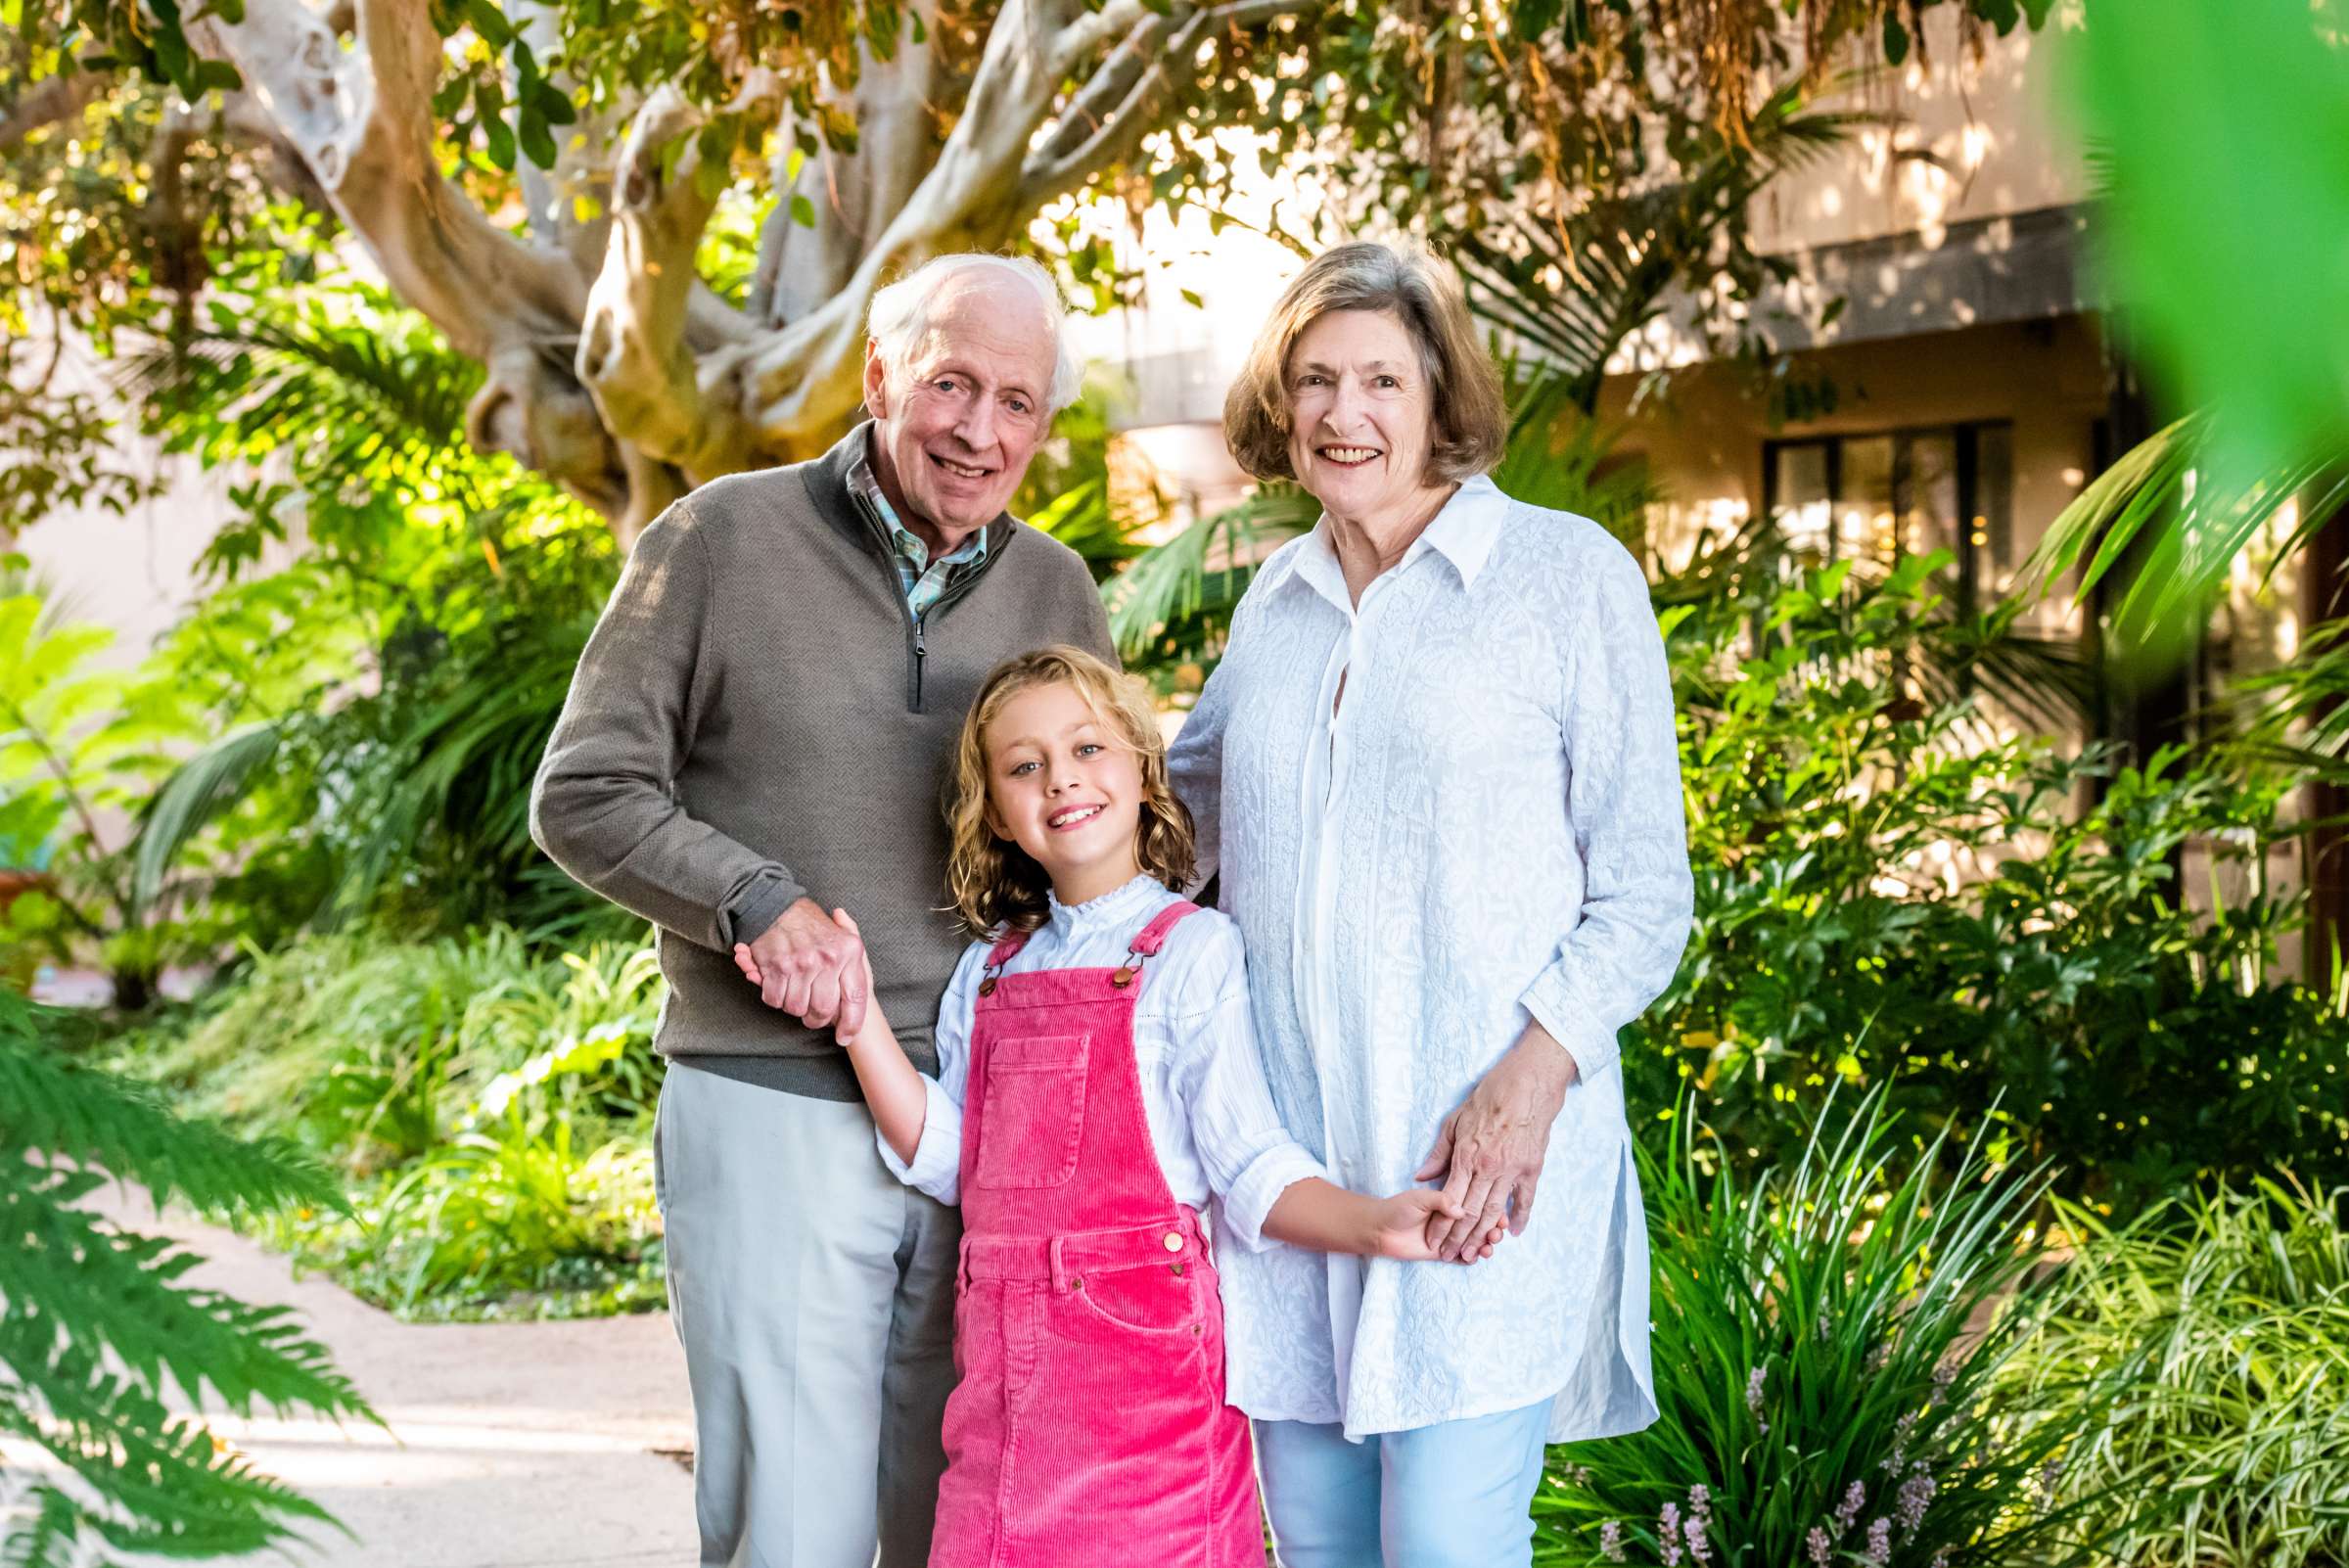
[846,452,990,621]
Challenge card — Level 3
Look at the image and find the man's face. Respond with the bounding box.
[862,274,1058,551]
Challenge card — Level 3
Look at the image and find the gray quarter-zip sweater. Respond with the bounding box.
[530,423,1115,1100]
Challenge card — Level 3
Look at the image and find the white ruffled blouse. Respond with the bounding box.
[879,875,1328,1255]
[1166,474,1694,1441]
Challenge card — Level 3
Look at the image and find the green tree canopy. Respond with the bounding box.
[4,0,2050,542]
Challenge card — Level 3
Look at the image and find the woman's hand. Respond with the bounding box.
[1414,1022,1580,1262]
[1365,1189,1501,1264]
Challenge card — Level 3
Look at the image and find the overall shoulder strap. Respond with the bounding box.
[977,926,1032,996]
[1128,900,1203,958]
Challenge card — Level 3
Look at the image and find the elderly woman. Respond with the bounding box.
[1169,242,1693,1567]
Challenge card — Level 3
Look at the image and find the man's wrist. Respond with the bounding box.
[730,879,808,947]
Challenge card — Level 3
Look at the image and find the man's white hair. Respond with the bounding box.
[867,254,1084,413]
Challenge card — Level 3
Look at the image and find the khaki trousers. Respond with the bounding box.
[654,1060,961,1568]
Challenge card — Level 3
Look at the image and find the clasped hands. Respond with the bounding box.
[1411,1021,1580,1264]
[732,900,1576,1267]
[731,898,871,1037]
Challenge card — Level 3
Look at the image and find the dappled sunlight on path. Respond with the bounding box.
[56,1186,698,1568]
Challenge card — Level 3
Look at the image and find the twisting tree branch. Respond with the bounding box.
[175,0,1320,533]
[577,85,760,491]
[188,0,629,516]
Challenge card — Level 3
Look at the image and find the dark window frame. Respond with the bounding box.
[1762,420,2015,618]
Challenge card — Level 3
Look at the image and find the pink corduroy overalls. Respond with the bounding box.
[928,900,1263,1568]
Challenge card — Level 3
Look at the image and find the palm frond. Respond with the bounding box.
[1917,613,2103,731]
[2022,410,2349,658]
[1029,476,1146,580]
[1105,486,1319,668]
[126,720,285,918]
[2230,615,2349,775]
[120,302,484,488]
[1491,365,1654,544]
[328,618,596,926]
[1457,81,1873,406]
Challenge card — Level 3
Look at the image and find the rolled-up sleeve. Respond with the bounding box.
[1518,542,1695,1083]
[876,945,983,1205]
[1170,923,1328,1250]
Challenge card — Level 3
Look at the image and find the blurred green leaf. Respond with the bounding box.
[2070,0,2349,491]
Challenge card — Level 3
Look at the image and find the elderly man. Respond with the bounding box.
[530,253,1114,1567]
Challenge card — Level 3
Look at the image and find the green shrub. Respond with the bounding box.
[0,988,375,1563]
[1535,1093,2117,1567]
[275,1129,662,1321]
[2007,1178,2349,1568]
[120,926,667,1318]
[136,927,660,1164]
[1637,558,2348,1216]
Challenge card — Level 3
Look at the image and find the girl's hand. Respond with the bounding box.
[829,909,878,1047]
[1368,1189,1502,1265]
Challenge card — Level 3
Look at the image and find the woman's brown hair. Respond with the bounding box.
[1223,239,1507,486]
[944,645,1197,937]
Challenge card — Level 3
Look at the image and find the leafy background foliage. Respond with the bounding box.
[6,0,2349,1561]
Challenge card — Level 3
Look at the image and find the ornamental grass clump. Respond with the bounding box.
[2006,1177,2349,1568]
[1533,1091,2122,1567]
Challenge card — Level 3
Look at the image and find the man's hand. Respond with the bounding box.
[730,898,869,1036]
[1413,1022,1581,1262]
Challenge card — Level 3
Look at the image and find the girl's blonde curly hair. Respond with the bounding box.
[945,645,1197,937]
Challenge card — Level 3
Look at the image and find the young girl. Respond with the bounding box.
[794,645,1494,1568]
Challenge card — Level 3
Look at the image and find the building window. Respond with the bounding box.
[1763,422,2016,610]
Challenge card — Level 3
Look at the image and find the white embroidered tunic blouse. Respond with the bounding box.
[879,875,1329,1259]
[1166,474,1694,1442]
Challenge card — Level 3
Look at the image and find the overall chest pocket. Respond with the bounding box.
[974,1033,1090,1189]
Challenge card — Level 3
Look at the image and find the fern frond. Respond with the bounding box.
[0,1483,82,1568]
[1,1158,372,1420]
[0,992,342,1221]
[0,1326,345,1557]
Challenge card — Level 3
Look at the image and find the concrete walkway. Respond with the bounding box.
[82,1185,701,1568]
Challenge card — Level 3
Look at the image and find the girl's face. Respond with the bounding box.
[982,680,1147,904]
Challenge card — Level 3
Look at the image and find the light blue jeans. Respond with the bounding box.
[1255,1398,1556,1568]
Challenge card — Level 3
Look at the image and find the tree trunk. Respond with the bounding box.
[187,0,1315,541]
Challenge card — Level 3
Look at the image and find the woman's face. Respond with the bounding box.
[1282,307,1439,527]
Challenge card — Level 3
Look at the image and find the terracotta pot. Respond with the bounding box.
[0,868,52,919]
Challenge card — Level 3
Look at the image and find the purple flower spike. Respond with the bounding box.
[1897,1469,1937,1535]
[1833,1480,1867,1536]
